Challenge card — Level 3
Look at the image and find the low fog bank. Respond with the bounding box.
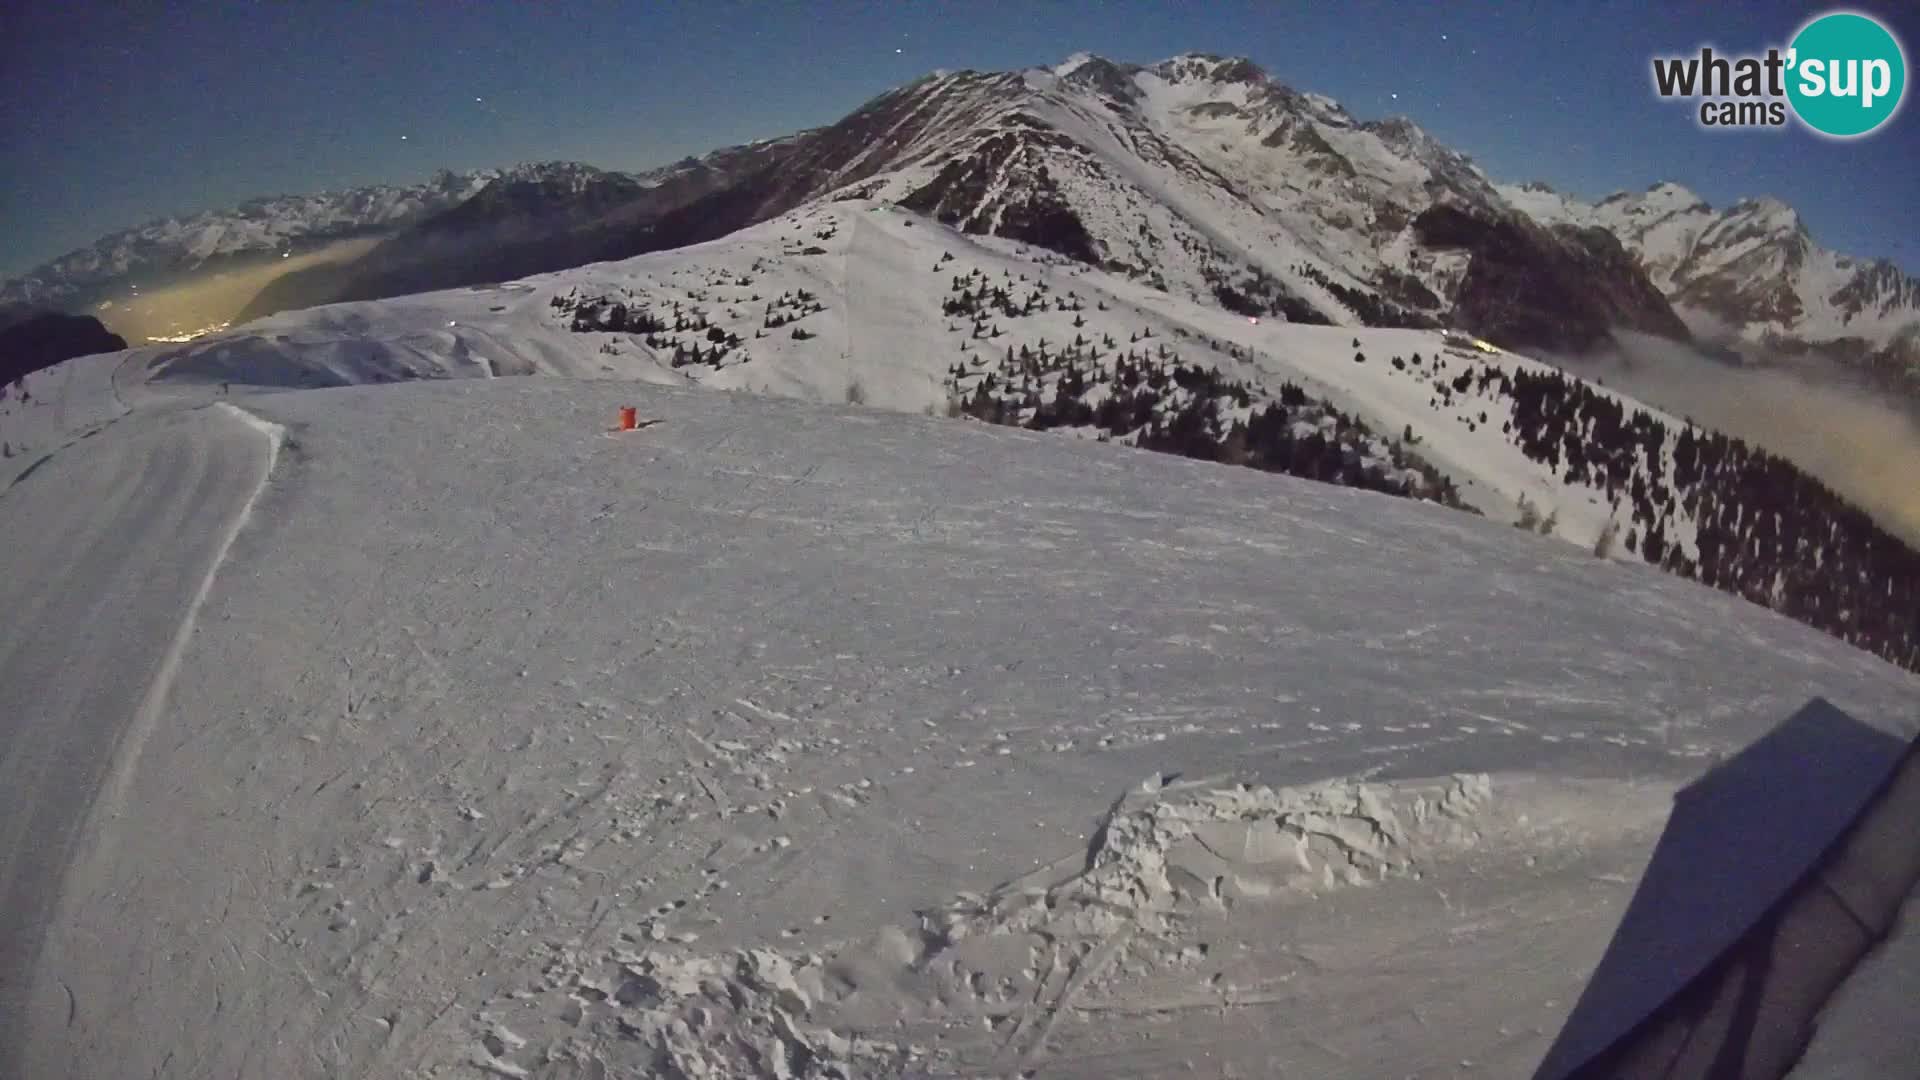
[1552,329,1920,547]
[94,236,382,342]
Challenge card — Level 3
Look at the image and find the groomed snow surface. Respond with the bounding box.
[4,368,1916,1079]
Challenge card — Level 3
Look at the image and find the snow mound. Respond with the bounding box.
[511,772,1498,1078]
[520,946,914,1079]
[1075,771,1493,916]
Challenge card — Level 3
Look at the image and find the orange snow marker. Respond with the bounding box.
[617,406,638,431]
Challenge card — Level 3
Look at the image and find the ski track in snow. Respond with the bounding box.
[90,403,284,828]
[6,371,1914,1079]
[0,400,279,1080]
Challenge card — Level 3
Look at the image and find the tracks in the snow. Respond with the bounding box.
[0,403,281,1078]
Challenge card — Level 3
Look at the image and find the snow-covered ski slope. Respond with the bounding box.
[0,399,280,1053]
[106,198,1715,560]
[5,364,1916,1078]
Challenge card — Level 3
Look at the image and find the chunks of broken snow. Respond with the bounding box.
[512,771,1508,1078]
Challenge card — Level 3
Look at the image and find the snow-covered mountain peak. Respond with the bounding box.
[1034,52,1350,132]
[1596,181,1709,212]
[1643,180,1708,210]
[865,49,1609,343]
[1149,52,1271,87]
[15,48,1911,400]
[1502,177,1917,386]
[466,161,638,201]
[1582,182,1720,231]
[1360,115,1467,170]
[1291,90,1353,127]
[1051,50,1099,76]
[495,160,620,186]
[1046,53,1146,105]
[1720,195,1808,241]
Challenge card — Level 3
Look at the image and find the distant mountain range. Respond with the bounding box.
[4,52,1915,399]
[1502,180,1920,391]
[0,169,496,316]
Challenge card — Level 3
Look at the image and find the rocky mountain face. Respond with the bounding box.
[821,53,1691,354]
[1501,180,1920,395]
[1410,207,1690,348]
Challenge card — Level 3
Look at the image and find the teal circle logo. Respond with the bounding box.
[1786,11,1906,137]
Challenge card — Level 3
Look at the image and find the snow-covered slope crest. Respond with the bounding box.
[135,201,1676,545]
[1500,179,1920,390]
[15,374,1917,1078]
[97,197,1919,673]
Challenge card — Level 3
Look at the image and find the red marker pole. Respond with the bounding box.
[618,406,637,431]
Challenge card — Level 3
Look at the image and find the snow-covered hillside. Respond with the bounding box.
[145,205,1605,518]
[1501,180,1920,388]
[131,203,1655,534]
[78,196,1915,675]
[6,364,1916,1078]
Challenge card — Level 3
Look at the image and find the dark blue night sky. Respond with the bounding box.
[4,0,1916,277]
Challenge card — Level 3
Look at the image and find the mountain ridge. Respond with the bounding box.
[1499,178,1920,393]
[9,51,1912,394]
[235,51,1686,356]
[1,169,502,315]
